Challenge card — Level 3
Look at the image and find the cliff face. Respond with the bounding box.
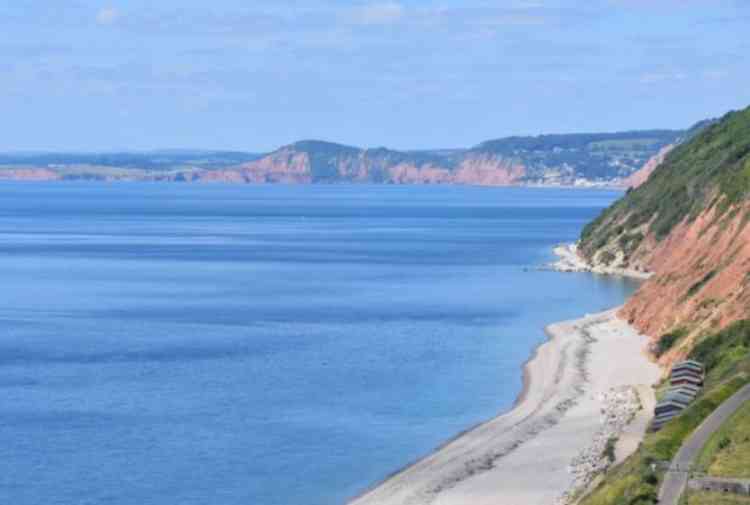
[619,144,674,189]
[225,143,529,186]
[0,130,682,187]
[0,168,61,180]
[578,106,750,363]
[190,131,682,187]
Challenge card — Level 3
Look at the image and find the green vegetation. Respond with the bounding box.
[690,321,750,478]
[604,437,618,464]
[655,328,688,358]
[600,251,617,266]
[580,106,750,260]
[618,231,644,255]
[581,377,748,505]
[696,400,750,477]
[589,138,664,151]
[0,130,686,184]
[687,491,750,505]
[580,320,750,505]
[0,150,263,171]
[690,320,750,379]
[575,109,750,504]
[473,130,682,180]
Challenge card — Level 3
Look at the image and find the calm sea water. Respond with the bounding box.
[0,182,636,505]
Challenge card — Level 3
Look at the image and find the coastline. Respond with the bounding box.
[348,309,661,505]
[550,242,653,280]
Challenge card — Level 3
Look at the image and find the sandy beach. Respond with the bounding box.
[349,309,660,505]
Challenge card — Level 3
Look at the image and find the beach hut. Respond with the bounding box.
[654,396,691,417]
[667,383,701,400]
[669,360,705,387]
[670,370,704,387]
[651,360,705,431]
[672,360,704,375]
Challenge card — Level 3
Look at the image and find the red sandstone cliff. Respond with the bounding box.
[578,106,750,365]
[203,144,529,186]
[0,168,62,181]
[620,144,674,189]
[615,201,750,364]
[0,131,683,186]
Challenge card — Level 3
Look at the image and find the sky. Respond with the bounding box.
[1,0,749,152]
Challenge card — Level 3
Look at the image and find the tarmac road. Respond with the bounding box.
[658,383,750,505]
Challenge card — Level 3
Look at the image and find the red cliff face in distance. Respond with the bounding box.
[0,130,684,187]
[223,146,529,186]
[619,144,674,189]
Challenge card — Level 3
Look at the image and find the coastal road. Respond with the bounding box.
[658,383,750,505]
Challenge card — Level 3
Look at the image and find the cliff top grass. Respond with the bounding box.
[696,399,750,477]
[580,106,750,258]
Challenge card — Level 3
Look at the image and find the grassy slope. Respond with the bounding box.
[576,108,750,505]
[696,400,750,477]
[579,106,750,260]
[688,492,750,505]
[580,321,750,505]
[691,321,750,478]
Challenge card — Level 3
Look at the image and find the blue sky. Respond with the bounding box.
[1,0,749,152]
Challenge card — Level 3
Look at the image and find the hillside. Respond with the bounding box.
[575,108,750,505]
[0,130,683,187]
[580,320,750,505]
[578,106,750,360]
[211,131,681,186]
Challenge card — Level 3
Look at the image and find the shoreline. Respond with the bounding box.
[348,309,661,505]
[550,242,653,280]
[347,322,550,504]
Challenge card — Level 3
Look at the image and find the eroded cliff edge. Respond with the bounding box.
[578,106,750,365]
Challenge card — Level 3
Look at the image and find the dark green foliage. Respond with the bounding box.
[604,437,618,463]
[619,231,645,254]
[474,131,680,154]
[580,106,750,257]
[641,468,659,486]
[600,251,616,265]
[690,319,750,374]
[473,130,683,180]
[655,328,688,357]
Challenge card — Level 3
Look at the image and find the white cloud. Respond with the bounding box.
[356,2,404,25]
[96,6,120,26]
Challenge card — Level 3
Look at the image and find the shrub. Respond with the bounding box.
[655,328,687,357]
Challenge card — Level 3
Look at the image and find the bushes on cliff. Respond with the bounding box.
[689,320,750,377]
[655,328,687,357]
[579,106,750,256]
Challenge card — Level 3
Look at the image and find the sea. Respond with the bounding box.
[0,182,637,505]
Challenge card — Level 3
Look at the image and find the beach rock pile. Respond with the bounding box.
[555,386,641,505]
[548,243,653,280]
[550,244,591,273]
